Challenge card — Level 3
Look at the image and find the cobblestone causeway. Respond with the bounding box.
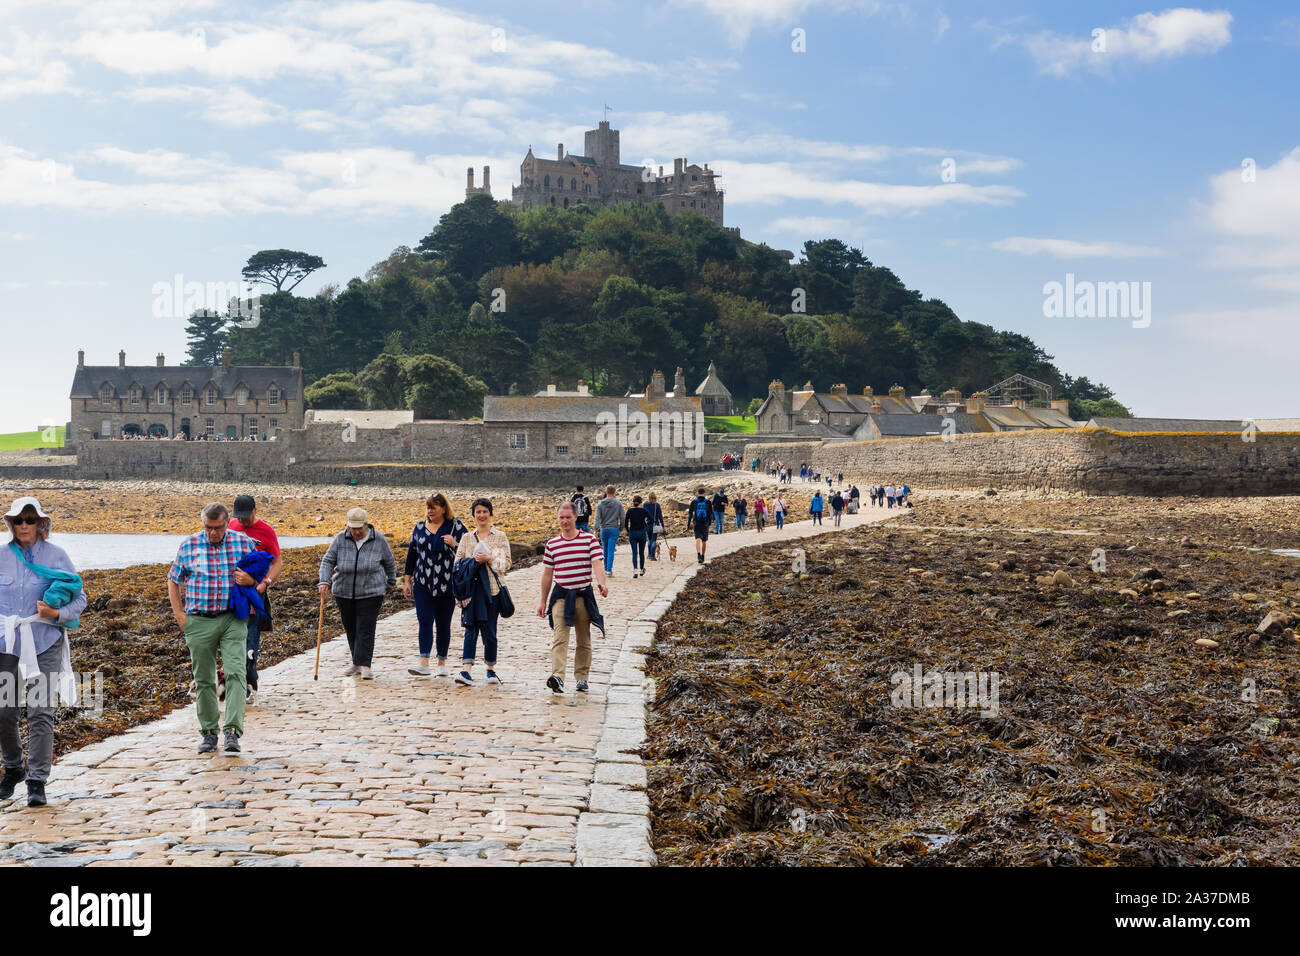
[0,488,897,867]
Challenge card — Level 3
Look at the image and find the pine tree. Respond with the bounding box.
[184,309,228,367]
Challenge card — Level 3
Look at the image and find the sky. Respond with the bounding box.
[1,0,1298,432]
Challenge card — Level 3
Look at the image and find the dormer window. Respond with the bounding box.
[235,385,249,406]
[268,386,280,406]
[155,386,168,405]
[181,385,192,405]
[205,385,217,405]
[128,385,141,405]
[99,384,114,405]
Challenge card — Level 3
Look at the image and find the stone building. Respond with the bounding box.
[693,360,732,415]
[496,120,725,226]
[68,349,304,445]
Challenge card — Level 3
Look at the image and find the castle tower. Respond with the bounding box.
[584,121,620,167]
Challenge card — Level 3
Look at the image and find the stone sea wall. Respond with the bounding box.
[744,429,1300,496]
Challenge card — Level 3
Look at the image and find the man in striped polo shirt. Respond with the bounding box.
[538,501,608,695]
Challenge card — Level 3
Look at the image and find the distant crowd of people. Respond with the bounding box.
[113,431,276,442]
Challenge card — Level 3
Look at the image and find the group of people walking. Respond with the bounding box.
[868,483,911,508]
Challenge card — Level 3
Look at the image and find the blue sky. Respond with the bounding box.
[1,0,1298,432]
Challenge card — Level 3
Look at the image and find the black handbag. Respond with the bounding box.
[490,568,514,618]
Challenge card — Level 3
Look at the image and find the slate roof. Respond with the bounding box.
[982,406,1039,429]
[862,412,991,438]
[484,395,701,423]
[1087,417,1243,433]
[694,362,731,397]
[1024,407,1078,428]
[71,365,300,399]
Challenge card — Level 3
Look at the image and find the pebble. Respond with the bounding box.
[1194,638,1219,648]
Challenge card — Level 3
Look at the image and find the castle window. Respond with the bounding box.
[509,433,527,449]
[156,386,167,405]
[555,444,568,455]
[249,420,259,439]
[181,386,192,405]
[680,201,685,207]
[99,384,113,405]
[128,385,141,405]
[623,447,636,457]
[206,385,217,405]
[270,418,279,428]
[591,445,605,456]
[690,200,695,207]
[570,178,576,190]
[544,175,550,189]
[692,175,698,181]
[235,386,249,406]
[563,197,568,207]
[205,418,215,436]
[269,386,280,406]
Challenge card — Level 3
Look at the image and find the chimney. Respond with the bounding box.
[768,379,785,400]
[77,349,84,368]
[467,166,474,190]
[889,385,907,403]
[649,370,666,400]
[942,387,962,404]
[966,391,987,414]
[577,379,589,396]
[1013,397,1028,410]
[862,386,873,399]
[871,400,884,414]
[830,383,848,398]
[482,166,490,192]
[673,367,686,394]
[546,383,556,396]
[292,350,301,368]
[1051,399,1071,417]
[803,380,813,391]
[221,347,231,370]
[156,353,165,367]
[118,350,126,368]
[658,165,664,179]
[557,143,564,160]
[673,158,683,192]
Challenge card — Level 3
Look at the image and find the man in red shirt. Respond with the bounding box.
[538,501,607,695]
[230,495,282,706]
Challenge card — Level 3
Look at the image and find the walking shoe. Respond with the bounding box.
[455,671,473,686]
[485,670,501,684]
[223,730,241,753]
[246,688,257,706]
[546,674,564,695]
[0,767,26,800]
[437,664,448,677]
[342,664,359,676]
[576,680,589,693]
[408,665,431,676]
[198,731,218,754]
[359,666,373,680]
[26,781,46,808]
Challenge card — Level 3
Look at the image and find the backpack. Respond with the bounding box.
[694,499,709,522]
[572,495,589,518]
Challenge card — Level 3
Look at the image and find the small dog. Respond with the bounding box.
[668,545,678,562]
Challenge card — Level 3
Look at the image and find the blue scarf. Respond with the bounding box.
[8,542,82,629]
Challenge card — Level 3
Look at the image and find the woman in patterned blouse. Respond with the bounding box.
[403,492,467,677]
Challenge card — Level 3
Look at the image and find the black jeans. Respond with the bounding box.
[629,531,647,569]
[335,594,383,666]
[462,603,500,667]
[413,586,456,659]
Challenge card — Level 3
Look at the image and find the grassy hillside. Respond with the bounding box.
[0,427,65,451]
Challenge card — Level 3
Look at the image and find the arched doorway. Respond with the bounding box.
[147,423,168,438]
[180,418,191,439]
[122,423,143,437]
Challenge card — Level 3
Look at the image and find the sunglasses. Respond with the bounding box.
[9,516,39,526]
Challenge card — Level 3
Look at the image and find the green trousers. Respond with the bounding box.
[185,612,247,736]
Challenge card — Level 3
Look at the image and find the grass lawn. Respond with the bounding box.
[0,426,65,451]
[703,416,756,434]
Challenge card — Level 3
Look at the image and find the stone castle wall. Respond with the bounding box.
[744,429,1300,496]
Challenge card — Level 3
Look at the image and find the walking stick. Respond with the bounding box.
[313,588,325,681]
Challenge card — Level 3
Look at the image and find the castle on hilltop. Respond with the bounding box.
[465,119,728,227]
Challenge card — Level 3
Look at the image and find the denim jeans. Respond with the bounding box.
[775,511,784,529]
[600,528,619,573]
[713,511,725,534]
[245,614,261,690]
[576,520,589,533]
[629,531,647,569]
[648,531,659,559]
[414,586,456,659]
[812,512,823,525]
[462,603,500,667]
[735,514,746,530]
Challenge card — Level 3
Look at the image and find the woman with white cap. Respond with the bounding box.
[318,507,397,680]
[0,496,87,807]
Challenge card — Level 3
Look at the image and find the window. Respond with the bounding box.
[99,384,113,405]
[570,178,576,190]
[269,418,279,428]
[555,444,568,455]
[680,201,685,207]
[155,386,167,405]
[509,433,527,449]
[226,426,237,440]
[235,386,249,406]
[591,445,605,456]
[205,418,215,436]
[181,386,192,405]
[690,200,695,207]
[623,447,636,457]
[249,421,258,439]
[544,175,550,189]
[205,386,217,405]
[269,386,280,406]
[128,385,141,405]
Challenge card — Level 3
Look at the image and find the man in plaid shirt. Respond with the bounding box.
[167,502,257,754]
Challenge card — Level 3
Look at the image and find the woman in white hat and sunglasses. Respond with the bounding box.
[0,496,86,807]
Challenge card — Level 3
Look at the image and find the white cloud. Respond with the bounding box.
[937,10,951,40]
[1200,147,1300,298]
[992,237,1169,258]
[0,27,75,99]
[670,0,901,47]
[766,216,853,235]
[1020,8,1232,76]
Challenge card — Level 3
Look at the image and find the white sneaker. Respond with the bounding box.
[359,666,373,680]
[437,664,448,677]
[343,664,359,676]
[408,665,431,676]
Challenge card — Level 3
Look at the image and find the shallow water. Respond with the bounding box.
[2,532,331,570]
